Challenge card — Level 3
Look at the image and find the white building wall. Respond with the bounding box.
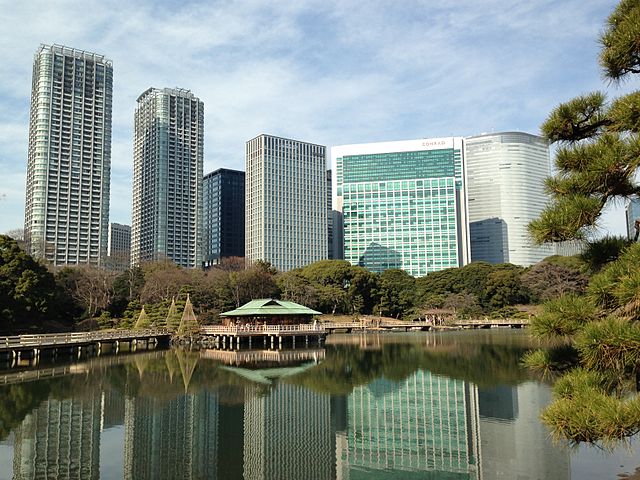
[465,132,555,266]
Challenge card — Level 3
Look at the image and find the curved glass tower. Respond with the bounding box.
[465,132,554,266]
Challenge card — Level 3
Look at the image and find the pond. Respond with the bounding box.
[0,330,639,479]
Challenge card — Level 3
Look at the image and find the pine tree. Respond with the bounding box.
[177,294,199,336]
[529,0,640,243]
[134,305,151,329]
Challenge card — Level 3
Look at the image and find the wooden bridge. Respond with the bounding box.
[0,329,171,362]
[322,321,433,333]
[452,319,529,329]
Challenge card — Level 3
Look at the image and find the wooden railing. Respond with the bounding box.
[0,329,170,350]
[200,324,325,335]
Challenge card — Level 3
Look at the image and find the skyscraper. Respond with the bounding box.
[332,138,470,277]
[327,169,333,259]
[131,88,204,268]
[106,222,131,271]
[202,168,245,266]
[465,132,554,266]
[626,197,640,241]
[245,134,327,271]
[24,44,112,266]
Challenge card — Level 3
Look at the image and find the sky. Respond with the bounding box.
[0,0,633,236]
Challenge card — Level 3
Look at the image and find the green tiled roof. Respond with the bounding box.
[220,298,322,317]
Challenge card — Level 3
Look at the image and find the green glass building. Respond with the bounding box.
[331,138,469,277]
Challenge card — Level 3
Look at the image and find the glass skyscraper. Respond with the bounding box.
[626,197,640,241]
[131,88,204,268]
[202,168,245,265]
[24,44,113,266]
[332,138,470,277]
[465,132,554,266]
[245,134,327,271]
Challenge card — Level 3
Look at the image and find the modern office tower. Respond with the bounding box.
[332,138,470,277]
[626,197,640,241]
[245,134,327,271]
[327,169,333,259]
[106,222,131,271]
[131,88,204,268]
[465,132,555,266]
[336,372,480,479]
[203,168,245,266]
[24,44,113,266]
[243,383,334,480]
[123,391,218,479]
[12,396,102,479]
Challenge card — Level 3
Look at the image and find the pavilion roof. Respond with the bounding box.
[220,298,321,317]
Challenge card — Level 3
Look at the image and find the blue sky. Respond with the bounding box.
[0,0,632,235]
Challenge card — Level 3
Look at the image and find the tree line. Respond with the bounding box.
[1,233,595,334]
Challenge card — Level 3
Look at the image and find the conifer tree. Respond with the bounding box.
[529,0,640,243]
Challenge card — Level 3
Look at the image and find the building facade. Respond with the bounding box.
[331,138,470,277]
[131,88,204,268]
[203,168,245,266]
[626,197,640,241]
[327,169,333,259]
[106,222,131,271]
[245,134,327,271]
[465,132,554,266]
[24,44,112,266]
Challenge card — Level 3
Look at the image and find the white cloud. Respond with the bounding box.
[0,0,627,234]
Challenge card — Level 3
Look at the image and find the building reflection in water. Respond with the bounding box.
[12,395,102,480]
[4,348,572,480]
[123,391,218,480]
[337,371,480,479]
[477,383,570,480]
[243,383,335,480]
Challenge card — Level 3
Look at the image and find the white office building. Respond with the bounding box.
[24,44,112,266]
[131,88,204,268]
[245,134,327,271]
[465,132,555,266]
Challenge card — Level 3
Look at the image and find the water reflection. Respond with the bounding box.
[0,331,633,479]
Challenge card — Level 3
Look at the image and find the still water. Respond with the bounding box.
[1,330,639,479]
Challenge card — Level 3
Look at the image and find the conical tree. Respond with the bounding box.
[178,294,199,336]
[165,349,180,382]
[134,306,151,329]
[175,349,199,392]
[165,297,181,332]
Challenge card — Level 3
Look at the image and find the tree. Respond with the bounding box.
[521,261,589,303]
[528,0,640,244]
[374,269,415,318]
[524,0,640,445]
[56,266,117,319]
[0,235,60,332]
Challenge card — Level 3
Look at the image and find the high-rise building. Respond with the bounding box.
[327,169,333,259]
[626,197,640,241]
[245,134,327,271]
[465,132,554,266]
[332,138,470,277]
[106,222,131,271]
[203,168,245,266]
[24,44,113,266]
[131,88,204,268]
